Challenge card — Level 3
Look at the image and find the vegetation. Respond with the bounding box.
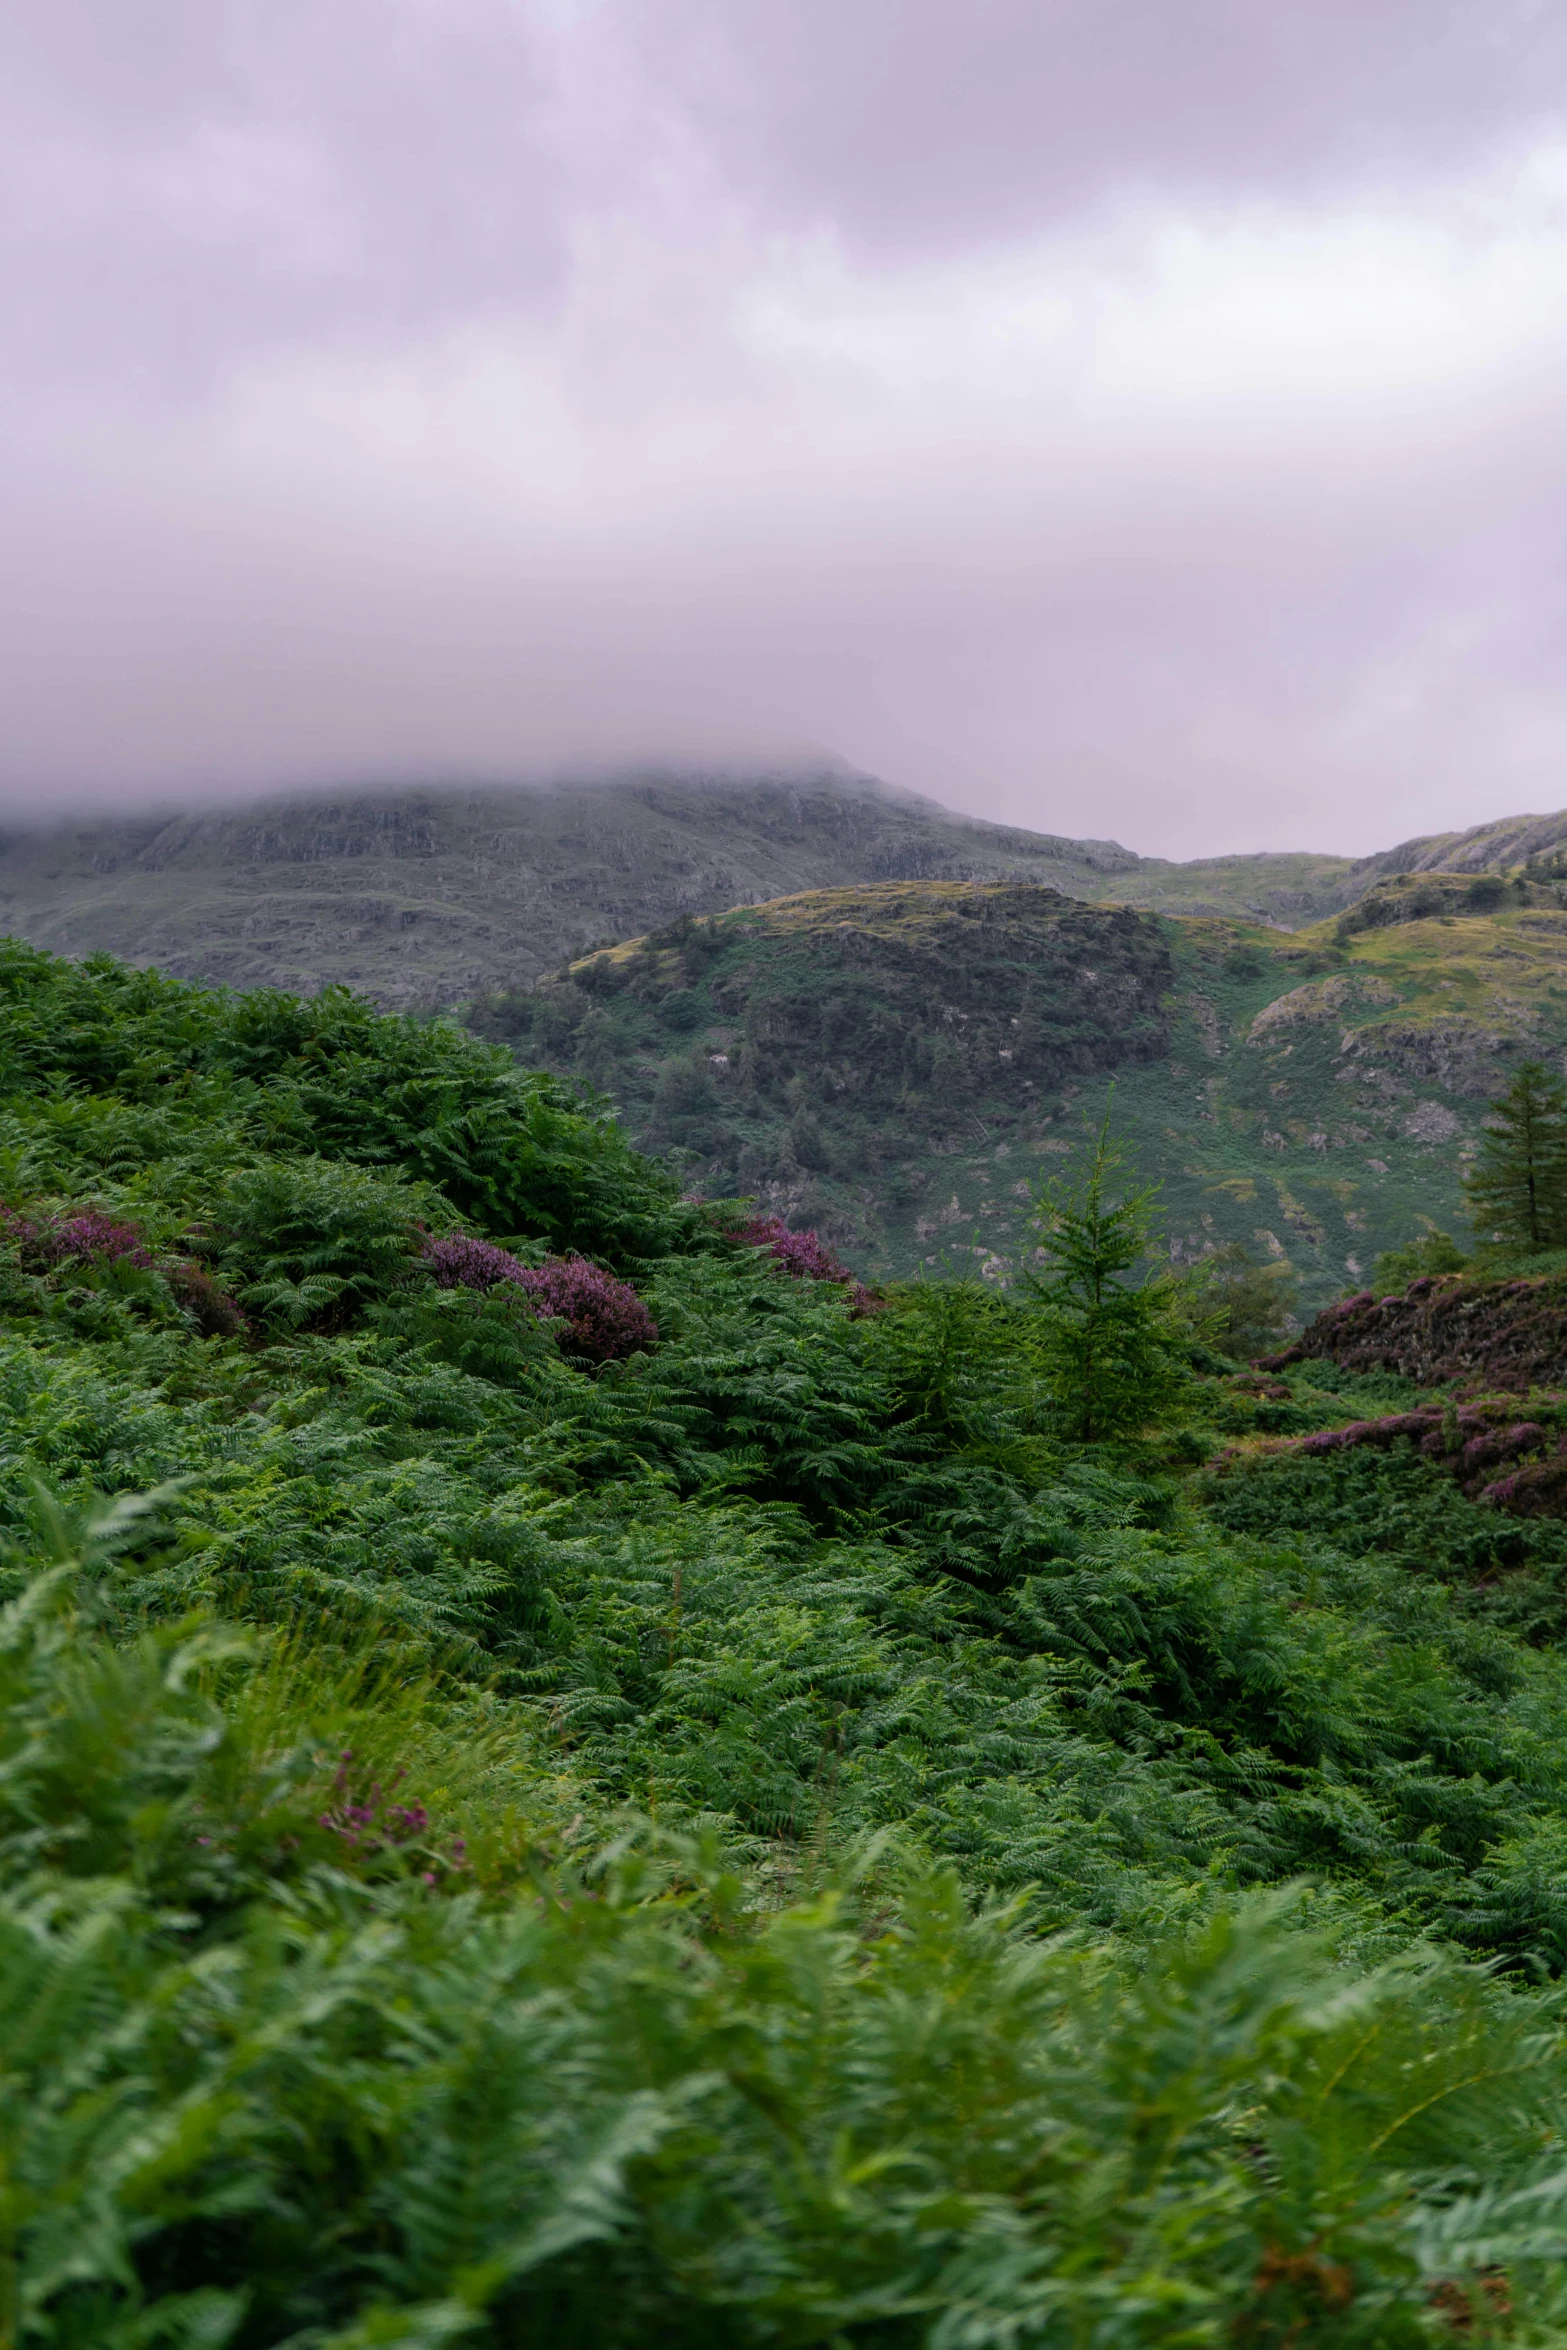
[467,876,1567,1310]
[470,884,1175,1277]
[1464,1062,1567,1249]
[1189,1238,1299,1358]
[1372,1228,1469,1293]
[1333,870,1542,940]
[9,938,1567,2339]
[1024,1105,1192,1439]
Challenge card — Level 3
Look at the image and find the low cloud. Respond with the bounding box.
[3,2,1567,856]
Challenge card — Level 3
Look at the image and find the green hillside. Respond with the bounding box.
[473,869,1567,1307]
[9,936,1567,2338]
[7,769,1548,1010]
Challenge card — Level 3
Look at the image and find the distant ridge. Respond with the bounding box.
[1352,808,1567,880]
[0,762,1561,1005]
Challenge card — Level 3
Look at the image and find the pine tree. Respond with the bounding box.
[1462,1059,1567,1249]
[1024,1099,1191,1441]
[1192,1239,1297,1359]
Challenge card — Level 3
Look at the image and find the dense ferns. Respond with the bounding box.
[2,941,1567,2343]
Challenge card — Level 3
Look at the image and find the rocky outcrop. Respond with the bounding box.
[1246,971,1398,1043]
[1340,1018,1516,1098]
[1235,1397,1567,1518]
[1402,1100,1462,1142]
[1354,814,1567,881]
[1268,1275,1567,1392]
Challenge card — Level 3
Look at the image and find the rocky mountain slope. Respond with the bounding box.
[1355,807,1567,882]
[10,766,1554,1006]
[0,769,1145,1005]
[474,868,1567,1303]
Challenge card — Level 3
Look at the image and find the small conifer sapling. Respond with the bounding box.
[1024,1100,1191,1442]
[1462,1060,1567,1250]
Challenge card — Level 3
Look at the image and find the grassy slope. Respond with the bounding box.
[1091,847,1357,922]
[475,877,1567,1307]
[1059,892,1567,1310]
[10,939,1567,2337]
[1113,886,1567,1306]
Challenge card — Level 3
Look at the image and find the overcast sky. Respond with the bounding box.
[4,2,1567,857]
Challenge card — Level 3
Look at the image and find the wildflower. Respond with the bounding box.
[422,1233,533,1290]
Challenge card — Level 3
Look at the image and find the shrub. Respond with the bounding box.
[214,1158,426,1328]
[738,1214,850,1282]
[517,1253,657,1361]
[1023,1105,1192,1442]
[1189,1239,1296,1359]
[0,942,698,1263]
[163,1259,249,1338]
[23,1208,156,1271]
[422,1232,533,1290]
[1371,1227,1468,1292]
[420,1232,656,1361]
[0,1205,247,1332]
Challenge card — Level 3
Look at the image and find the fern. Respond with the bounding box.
[4,940,1567,2338]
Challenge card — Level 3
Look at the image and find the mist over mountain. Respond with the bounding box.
[0,765,1127,1004]
[6,763,1567,1008]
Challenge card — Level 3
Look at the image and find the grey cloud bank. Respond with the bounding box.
[3,2,1567,857]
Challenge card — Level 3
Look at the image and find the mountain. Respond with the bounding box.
[0,769,1137,1007]
[3,769,1565,1012]
[473,866,1567,1305]
[1355,807,1567,881]
[0,765,1435,1004]
[10,766,1567,1304]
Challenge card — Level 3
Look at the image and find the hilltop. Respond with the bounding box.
[10,766,1566,1005]
[475,866,1567,1302]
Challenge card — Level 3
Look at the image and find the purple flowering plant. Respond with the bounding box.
[317,1749,468,1884]
[736,1214,849,1281]
[734,1213,883,1313]
[1,1205,156,1270]
[422,1233,533,1291]
[0,1201,253,1334]
[420,1233,657,1360]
